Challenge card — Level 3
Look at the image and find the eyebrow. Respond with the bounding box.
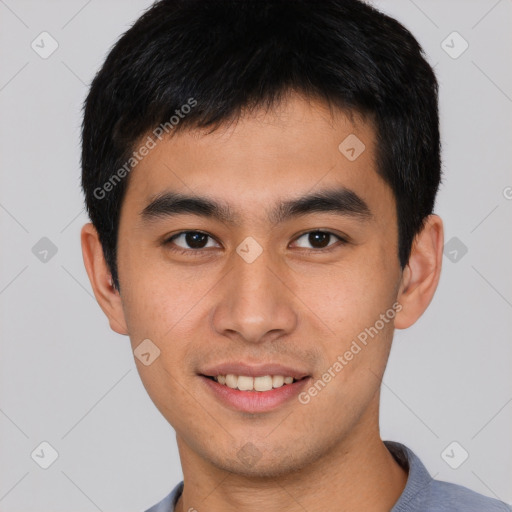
[140,187,374,226]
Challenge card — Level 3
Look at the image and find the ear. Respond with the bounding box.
[394,214,444,329]
[80,222,129,335]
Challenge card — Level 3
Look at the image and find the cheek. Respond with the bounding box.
[303,256,397,333]
[121,275,194,345]
[117,237,189,335]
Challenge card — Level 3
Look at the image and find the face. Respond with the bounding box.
[114,94,405,476]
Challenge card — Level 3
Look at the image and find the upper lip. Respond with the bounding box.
[200,362,310,380]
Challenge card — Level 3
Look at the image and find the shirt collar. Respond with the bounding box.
[385,440,433,511]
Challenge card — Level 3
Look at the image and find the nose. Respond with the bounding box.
[211,244,298,345]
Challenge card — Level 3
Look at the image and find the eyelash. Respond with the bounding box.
[163,230,348,256]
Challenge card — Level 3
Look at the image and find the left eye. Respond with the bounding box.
[291,230,345,250]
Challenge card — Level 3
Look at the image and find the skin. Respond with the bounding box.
[81,93,443,512]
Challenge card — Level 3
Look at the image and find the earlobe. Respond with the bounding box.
[80,222,129,336]
[394,214,444,330]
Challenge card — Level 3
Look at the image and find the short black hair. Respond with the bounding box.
[81,0,441,291]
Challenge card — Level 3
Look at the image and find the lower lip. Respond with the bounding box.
[200,376,310,413]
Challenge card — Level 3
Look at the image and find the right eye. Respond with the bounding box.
[163,230,221,255]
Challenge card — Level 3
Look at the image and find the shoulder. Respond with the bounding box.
[385,441,511,512]
[144,481,184,512]
[428,479,512,512]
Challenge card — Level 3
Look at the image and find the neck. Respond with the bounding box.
[174,403,407,512]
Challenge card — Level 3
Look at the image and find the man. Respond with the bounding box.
[80,0,511,510]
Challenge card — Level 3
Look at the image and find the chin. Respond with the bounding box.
[206,444,320,479]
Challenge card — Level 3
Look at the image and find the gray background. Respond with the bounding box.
[0,0,511,510]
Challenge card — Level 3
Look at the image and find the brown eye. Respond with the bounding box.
[165,231,220,253]
[292,230,346,251]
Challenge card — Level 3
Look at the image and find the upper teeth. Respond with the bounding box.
[215,374,295,391]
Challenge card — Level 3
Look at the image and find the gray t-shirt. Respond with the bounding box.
[144,441,511,511]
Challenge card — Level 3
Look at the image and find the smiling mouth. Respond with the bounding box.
[201,374,307,392]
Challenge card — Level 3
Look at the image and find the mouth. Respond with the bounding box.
[199,373,311,413]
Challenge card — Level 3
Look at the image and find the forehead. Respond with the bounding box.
[121,94,394,224]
